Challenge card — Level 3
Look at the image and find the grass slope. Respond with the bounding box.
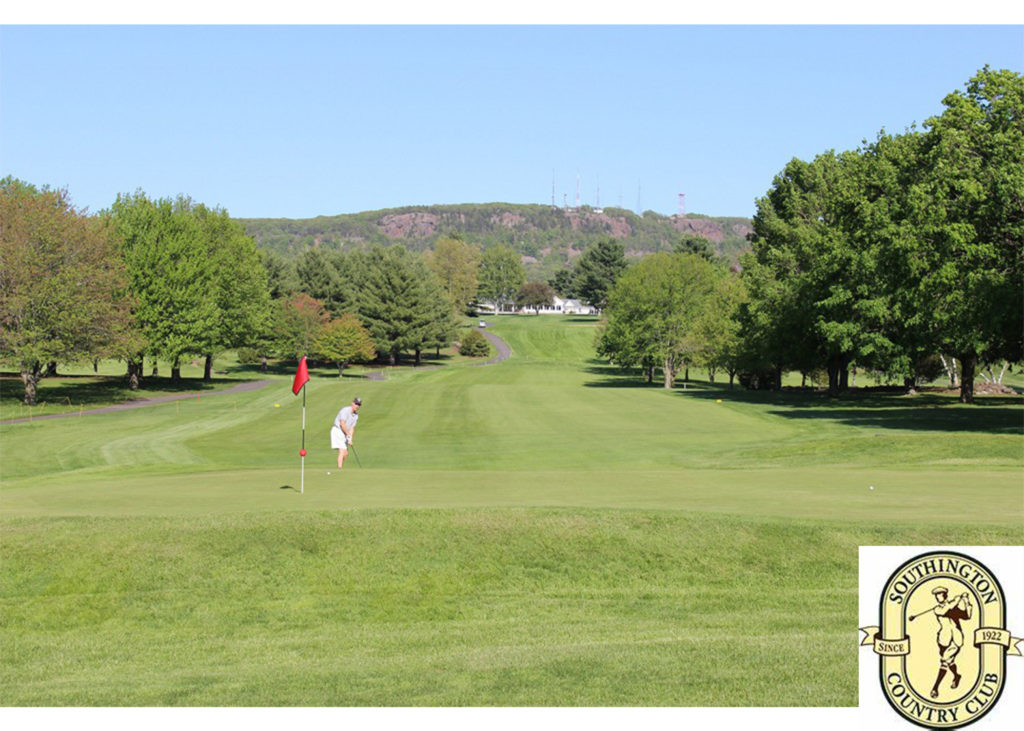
[1,315,1021,706]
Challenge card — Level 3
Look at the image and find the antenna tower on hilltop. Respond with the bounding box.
[575,171,580,209]
[678,193,686,216]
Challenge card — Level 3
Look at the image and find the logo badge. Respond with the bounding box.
[860,550,1022,728]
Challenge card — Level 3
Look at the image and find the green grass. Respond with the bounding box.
[0,329,491,420]
[1,314,1021,706]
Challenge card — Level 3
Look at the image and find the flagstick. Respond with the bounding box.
[301,384,306,494]
[293,355,310,495]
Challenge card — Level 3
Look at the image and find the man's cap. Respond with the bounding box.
[932,586,949,596]
[353,397,362,405]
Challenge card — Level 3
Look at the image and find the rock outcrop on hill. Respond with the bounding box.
[239,203,752,279]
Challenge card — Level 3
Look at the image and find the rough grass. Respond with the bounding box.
[1,314,1021,706]
[4,509,1019,706]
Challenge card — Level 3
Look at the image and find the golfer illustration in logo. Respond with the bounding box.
[910,586,973,699]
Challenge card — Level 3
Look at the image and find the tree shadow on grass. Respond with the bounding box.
[762,404,1023,434]
[582,361,661,388]
[0,374,243,410]
[580,364,1023,434]
[684,382,1023,435]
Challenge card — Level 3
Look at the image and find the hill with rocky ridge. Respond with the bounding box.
[238,203,752,279]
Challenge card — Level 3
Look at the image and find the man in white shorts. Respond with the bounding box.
[331,397,361,470]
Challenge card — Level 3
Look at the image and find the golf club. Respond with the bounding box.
[909,593,969,621]
[349,442,362,467]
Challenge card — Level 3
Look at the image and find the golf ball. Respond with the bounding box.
[869,485,875,490]
[326,471,331,475]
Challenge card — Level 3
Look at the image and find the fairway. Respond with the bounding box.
[1,315,1022,706]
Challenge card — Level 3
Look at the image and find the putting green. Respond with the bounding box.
[1,315,1021,705]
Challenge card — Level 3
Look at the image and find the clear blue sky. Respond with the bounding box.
[1,25,1021,219]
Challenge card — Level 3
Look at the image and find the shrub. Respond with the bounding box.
[459,329,491,357]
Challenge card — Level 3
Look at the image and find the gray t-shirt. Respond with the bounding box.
[333,406,358,437]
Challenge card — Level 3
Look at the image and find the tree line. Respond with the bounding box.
[595,68,1023,403]
[0,189,535,404]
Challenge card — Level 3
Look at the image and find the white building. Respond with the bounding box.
[522,296,598,316]
[475,300,515,314]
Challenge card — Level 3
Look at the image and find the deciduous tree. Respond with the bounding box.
[274,293,330,360]
[477,245,525,312]
[424,235,481,314]
[108,192,221,382]
[515,281,555,313]
[600,253,720,388]
[1,179,135,404]
[196,205,272,380]
[313,313,376,376]
[911,67,1024,402]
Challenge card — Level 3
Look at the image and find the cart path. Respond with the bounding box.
[365,327,511,381]
[473,328,512,366]
[0,379,274,425]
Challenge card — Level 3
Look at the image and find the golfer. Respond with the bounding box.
[926,586,972,698]
[331,397,361,469]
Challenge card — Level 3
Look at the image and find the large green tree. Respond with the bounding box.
[477,244,525,312]
[108,193,220,383]
[410,271,459,364]
[357,245,454,365]
[909,67,1024,402]
[692,273,747,386]
[574,239,627,311]
[548,268,577,298]
[294,249,365,317]
[600,253,720,388]
[424,235,481,314]
[261,249,297,299]
[196,205,273,380]
[744,151,899,394]
[1,179,135,404]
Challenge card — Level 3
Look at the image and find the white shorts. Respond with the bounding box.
[330,426,349,451]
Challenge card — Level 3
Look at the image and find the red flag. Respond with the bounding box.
[292,356,309,395]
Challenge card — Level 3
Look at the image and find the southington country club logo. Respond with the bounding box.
[860,551,1022,729]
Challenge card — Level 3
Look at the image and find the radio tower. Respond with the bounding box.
[575,171,580,209]
[552,170,556,207]
[678,192,686,216]
[596,174,600,209]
